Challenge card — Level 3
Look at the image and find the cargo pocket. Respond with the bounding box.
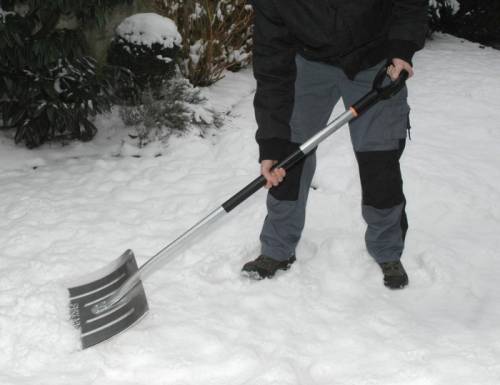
[350,97,411,152]
[383,101,411,141]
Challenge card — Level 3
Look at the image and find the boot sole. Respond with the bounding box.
[240,261,294,281]
[240,270,265,280]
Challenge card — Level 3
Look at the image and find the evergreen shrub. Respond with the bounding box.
[121,73,221,148]
[0,0,132,148]
[107,13,182,101]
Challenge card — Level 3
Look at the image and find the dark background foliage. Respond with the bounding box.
[430,0,500,48]
[0,0,133,148]
[1,0,499,149]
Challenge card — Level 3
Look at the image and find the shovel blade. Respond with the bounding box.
[68,249,149,349]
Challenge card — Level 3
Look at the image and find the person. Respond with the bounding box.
[241,0,428,288]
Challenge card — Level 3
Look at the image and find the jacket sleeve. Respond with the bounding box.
[251,0,297,162]
[386,0,428,64]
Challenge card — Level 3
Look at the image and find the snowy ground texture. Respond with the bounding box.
[1,34,500,385]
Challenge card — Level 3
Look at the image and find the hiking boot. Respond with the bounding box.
[241,255,296,280]
[379,260,409,289]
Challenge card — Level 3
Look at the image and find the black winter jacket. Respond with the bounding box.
[251,0,428,161]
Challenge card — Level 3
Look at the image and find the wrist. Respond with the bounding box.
[386,39,418,66]
[257,137,290,163]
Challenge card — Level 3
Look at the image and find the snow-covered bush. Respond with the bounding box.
[154,0,253,86]
[428,1,500,47]
[107,13,182,99]
[428,0,460,33]
[450,0,500,47]
[0,1,130,148]
[120,73,221,148]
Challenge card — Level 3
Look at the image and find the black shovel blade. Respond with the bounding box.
[68,249,149,349]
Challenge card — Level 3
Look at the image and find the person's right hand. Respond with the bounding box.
[261,160,286,189]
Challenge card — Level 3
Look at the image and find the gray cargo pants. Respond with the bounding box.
[260,55,410,264]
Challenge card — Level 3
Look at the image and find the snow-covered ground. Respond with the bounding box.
[1,34,500,384]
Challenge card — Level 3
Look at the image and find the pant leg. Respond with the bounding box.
[339,62,411,263]
[355,140,408,263]
[260,55,342,261]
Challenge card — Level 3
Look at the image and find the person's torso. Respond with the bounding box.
[271,0,392,60]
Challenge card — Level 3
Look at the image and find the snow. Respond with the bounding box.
[189,39,205,65]
[191,3,205,20]
[116,13,182,49]
[0,6,15,21]
[156,54,173,63]
[1,34,500,384]
[429,0,460,14]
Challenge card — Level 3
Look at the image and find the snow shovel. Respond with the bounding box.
[68,65,408,349]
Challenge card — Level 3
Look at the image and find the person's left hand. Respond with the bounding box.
[387,58,414,81]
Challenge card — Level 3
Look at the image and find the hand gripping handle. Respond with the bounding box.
[222,150,304,212]
[351,64,409,116]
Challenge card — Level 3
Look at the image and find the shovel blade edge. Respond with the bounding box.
[68,249,149,349]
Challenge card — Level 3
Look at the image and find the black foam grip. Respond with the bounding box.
[222,149,305,212]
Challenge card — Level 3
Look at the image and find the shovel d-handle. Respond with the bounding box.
[351,66,409,116]
[91,67,408,315]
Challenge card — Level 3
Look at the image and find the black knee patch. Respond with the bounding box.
[270,142,307,201]
[355,140,406,209]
